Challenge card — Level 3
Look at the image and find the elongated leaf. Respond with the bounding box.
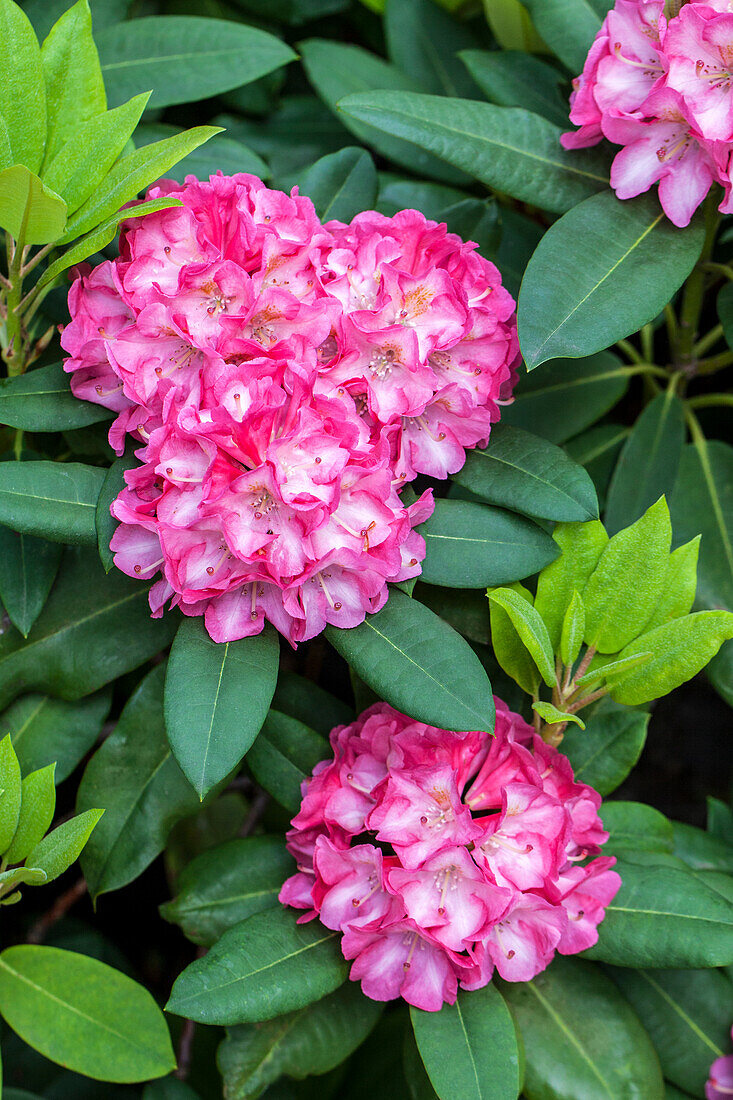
[0,734,21,854]
[499,956,664,1100]
[0,460,104,546]
[27,807,103,883]
[523,0,612,73]
[534,519,608,651]
[247,710,328,813]
[135,123,269,183]
[518,191,705,369]
[166,908,347,1025]
[411,986,521,1100]
[600,800,673,858]
[644,537,700,633]
[96,17,295,109]
[534,701,584,728]
[0,689,110,781]
[0,114,11,171]
[300,147,378,222]
[338,91,610,213]
[219,983,382,1099]
[0,526,62,637]
[488,580,540,694]
[385,0,479,98]
[165,619,279,799]
[453,426,598,522]
[0,362,112,432]
[567,424,630,511]
[160,836,293,947]
[609,967,733,1099]
[420,499,558,588]
[502,352,629,444]
[0,0,46,172]
[673,820,733,873]
[560,591,585,666]
[605,391,686,536]
[0,165,66,246]
[562,699,649,797]
[0,546,177,711]
[584,857,733,967]
[487,588,556,687]
[96,448,137,572]
[5,763,55,865]
[272,670,353,736]
[460,49,568,127]
[77,664,199,900]
[0,945,175,1082]
[670,440,733,613]
[326,591,496,733]
[40,0,106,166]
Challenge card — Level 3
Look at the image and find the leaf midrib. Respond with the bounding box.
[637,970,724,1057]
[526,980,614,1097]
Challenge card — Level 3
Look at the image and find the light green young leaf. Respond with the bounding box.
[644,536,700,633]
[583,497,672,653]
[533,702,585,730]
[488,588,556,688]
[0,865,47,890]
[40,0,106,168]
[0,111,13,170]
[560,591,585,667]
[0,164,66,245]
[0,0,46,172]
[27,806,104,883]
[5,763,56,865]
[534,520,608,651]
[0,734,21,854]
[488,581,540,695]
[574,650,653,690]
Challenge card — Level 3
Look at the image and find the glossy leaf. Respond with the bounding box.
[566,425,630,511]
[0,460,104,546]
[453,426,598,522]
[605,391,686,536]
[534,520,608,651]
[460,49,568,127]
[134,124,269,183]
[5,763,56,865]
[0,165,66,245]
[326,591,496,733]
[219,983,382,1098]
[0,362,112,432]
[40,0,106,166]
[518,191,705,369]
[418,584,491,646]
[271,670,353,736]
[338,91,610,212]
[672,821,733,873]
[160,836,293,947]
[96,17,295,109]
[561,699,649,796]
[77,664,199,899]
[420,499,558,589]
[0,944,175,1082]
[385,0,479,97]
[27,807,103,884]
[166,907,347,1025]
[488,581,541,694]
[165,618,279,799]
[523,0,612,73]
[299,147,378,222]
[247,710,328,813]
[487,588,556,687]
[411,986,521,1100]
[600,801,674,858]
[0,734,21,854]
[670,440,733,613]
[0,689,110,781]
[0,0,46,172]
[499,956,664,1100]
[0,526,62,637]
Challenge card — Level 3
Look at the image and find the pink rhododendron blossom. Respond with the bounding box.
[62,173,518,645]
[279,698,620,1011]
[707,1027,733,1099]
[562,0,733,225]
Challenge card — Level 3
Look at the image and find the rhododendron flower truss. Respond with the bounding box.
[562,0,733,226]
[62,173,518,645]
[279,698,620,1012]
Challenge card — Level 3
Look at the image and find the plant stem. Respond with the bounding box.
[3,237,24,377]
[677,194,721,364]
[695,349,733,374]
[616,338,643,364]
[693,322,724,358]
[641,323,654,363]
[687,392,733,410]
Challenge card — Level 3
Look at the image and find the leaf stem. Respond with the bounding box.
[692,322,724,358]
[677,194,721,364]
[687,392,733,410]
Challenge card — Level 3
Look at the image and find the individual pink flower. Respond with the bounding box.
[707,1027,733,1099]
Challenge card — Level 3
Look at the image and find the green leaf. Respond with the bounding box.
[272,670,353,736]
[28,807,103,883]
[411,986,521,1100]
[561,698,648,796]
[534,520,608,651]
[42,92,149,214]
[301,40,468,185]
[494,205,543,300]
[501,352,629,445]
[522,0,612,73]
[0,113,12,171]
[143,1082,199,1100]
[60,125,221,244]
[644,536,700,633]
[583,497,671,653]
[567,425,630,512]
[77,664,199,900]
[165,619,279,800]
[453,426,598,522]
[487,588,556,687]
[718,279,733,349]
[219,983,382,1099]
[0,0,46,172]
[96,17,295,110]
[610,610,733,705]
[609,967,733,1099]
[385,0,479,98]
[560,591,585,667]
[166,908,348,1025]
[499,956,664,1100]
[0,734,21,854]
[533,701,584,729]
[420,499,558,589]
[337,91,610,213]
[95,448,136,572]
[247,710,328,813]
[518,191,705,369]
[600,801,674,858]
[160,836,293,948]
[460,49,568,127]
[134,124,269,183]
[605,391,686,536]
[0,164,66,245]
[584,857,733,967]
[574,650,653,690]
[299,147,378,222]
[0,689,110,781]
[5,763,55,864]
[418,585,491,646]
[672,820,733,873]
[326,591,496,733]
[487,580,540,694]
[0,362,112,432]
[40,0,106,167]
[669,439,733,613]
[0,460,105,546]
[0,526,62,637]
[0,944,175,1082]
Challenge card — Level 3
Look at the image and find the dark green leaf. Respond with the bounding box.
[0,944,175,1082]
[338,91,610,213]
[523,0,613,74]
[95,447,136,572]
[417,584,491,645]
[670,440,733,612]
[0,165,66,246]
[672,820,733,873]
[494,205,543,299]
[0,526,61,637]
[460,49,568,127]
[0,362,112,432]
[326,590,496,733]
[271,670,353,736]
[166,908,347,1025]
[134,123,269,182]
[299,147,378,222]
[0,0,46,172]
[143,1081,200,1100]
[560,698,649,796]
[385,0,480,98]
[0,460,104,545]
[247,710,328,813]
[441,197,501,257]
[0,689,110,781]
[600,801,674,858]
[566,424,630,511]
[718,280,733,349]
[27,807,103,883]
[77,664,199,899]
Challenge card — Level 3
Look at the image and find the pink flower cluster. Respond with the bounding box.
[61,173,517,645]
[708,1027,733,1100]
[562,0,733,226]
[279,698,620,1011]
